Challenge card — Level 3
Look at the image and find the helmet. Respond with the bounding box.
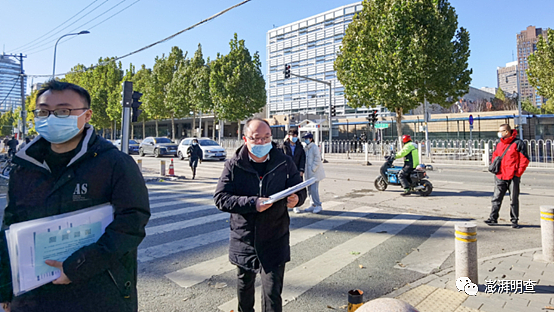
[402,135,412,144]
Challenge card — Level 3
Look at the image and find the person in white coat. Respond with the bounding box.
[297,132,326,214]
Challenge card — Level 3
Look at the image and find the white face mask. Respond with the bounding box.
[497,132,503,139]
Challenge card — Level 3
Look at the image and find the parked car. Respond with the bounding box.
[139,137,178,157]
[177,137,226,161]
[112,139,140,154]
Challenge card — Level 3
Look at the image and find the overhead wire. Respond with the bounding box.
[27,0,141,56]
[27,0,252,78]
[20,0,111,54]
[9,0,100,53]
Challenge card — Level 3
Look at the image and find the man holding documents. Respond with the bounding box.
[0,80,150,312]
[214,118,307,312]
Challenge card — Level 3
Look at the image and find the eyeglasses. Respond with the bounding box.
[33,108,88,119]
[245,135,272,144]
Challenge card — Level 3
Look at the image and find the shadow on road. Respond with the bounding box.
[430,190,493,197]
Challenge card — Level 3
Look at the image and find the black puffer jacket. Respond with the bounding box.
[0,125,150,312]
[280,140,306,173]
[213,143,307,271]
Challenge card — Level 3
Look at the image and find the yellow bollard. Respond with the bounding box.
[137,159,142,171]
[160,160,166,176]
[348,289,364,312]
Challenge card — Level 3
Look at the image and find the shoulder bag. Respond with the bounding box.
[488,141,515,174]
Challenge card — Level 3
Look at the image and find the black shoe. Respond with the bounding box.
[400,190,411,196]
[511,223,520,229]
[484,219,498,226]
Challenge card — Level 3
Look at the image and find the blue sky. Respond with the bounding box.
[1,0,552,91]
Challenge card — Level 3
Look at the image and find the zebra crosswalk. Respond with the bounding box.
[138,162,462,311]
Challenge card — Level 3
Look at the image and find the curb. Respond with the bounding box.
[384,247,543,299]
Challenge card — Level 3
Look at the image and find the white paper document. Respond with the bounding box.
[6,204,113,296]
[262,177,316,205]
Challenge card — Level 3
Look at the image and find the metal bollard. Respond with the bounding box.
[137,159,142,171]
[539,206,554,262]
[160,160,166,176]
[348,289,364,312]
[455,222,478,284]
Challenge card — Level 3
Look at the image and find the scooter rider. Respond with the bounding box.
[395,135,419,196]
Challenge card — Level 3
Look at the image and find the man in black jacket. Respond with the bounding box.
[214,118,307,312]
[280,129,306,177]
[0,80,150,312]
[187,138,203,179]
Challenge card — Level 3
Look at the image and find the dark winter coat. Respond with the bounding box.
[187,144,203,162]
[0,125,150,312]
[280,140,306,173]
[492,130,530,180]
[213,143,307,271]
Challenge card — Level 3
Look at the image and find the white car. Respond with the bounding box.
[177,137,227,161]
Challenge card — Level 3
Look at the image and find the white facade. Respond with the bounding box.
[266,2,366,118]
[0,54,26,112]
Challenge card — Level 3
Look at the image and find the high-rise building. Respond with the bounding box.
[497,61,518,95]
[517,26,548,107]
[266,2,368,118]
[0,54,26,112]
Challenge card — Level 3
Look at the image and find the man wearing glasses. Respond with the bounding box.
[214,118,307,312]
[0,80,150,312]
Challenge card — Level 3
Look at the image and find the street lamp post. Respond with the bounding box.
[506,68,523,139]
[52,31,90,79]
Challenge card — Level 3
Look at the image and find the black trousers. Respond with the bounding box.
[237,264,285,312]
[490,176,521,223]
[399,165,414,189]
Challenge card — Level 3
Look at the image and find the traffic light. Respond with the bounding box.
[131,91,143,122]
[284,64,291,79]
[371,110,378,123]
[121,81,133,108]
[330,105,336,117]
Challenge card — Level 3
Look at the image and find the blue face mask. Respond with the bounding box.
[35,111,87,144]
[305,139,311,145]
[291,137,298,143]
[250,142,272,158]
[192,142,198,145]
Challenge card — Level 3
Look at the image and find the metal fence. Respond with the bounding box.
[218,138,554,168]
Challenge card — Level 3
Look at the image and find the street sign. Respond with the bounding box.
[374,123,389,129]
[469,114,473,126]
[469,124,474,130]
[514,116,527,125]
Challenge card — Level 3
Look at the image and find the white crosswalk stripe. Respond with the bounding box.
[138,180,458,310]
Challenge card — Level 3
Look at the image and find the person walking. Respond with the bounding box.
[2,136,9,153]
[301,132,325,214]
[214,118,307,312]
[280,129,306,179]
[0,80,150,312]
[484,124,529,228]
[395,135,419,196]
[6,136,18,158]
[187,138,203,179]
[17,137,31,152]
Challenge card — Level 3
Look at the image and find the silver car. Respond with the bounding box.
[177,138,226,161]
[139,137,179,157]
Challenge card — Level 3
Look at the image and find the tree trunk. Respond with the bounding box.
[131,122,134,140]
[237,120,241,140]
[155,119,159,137]
[171,112,175,141]
[142,118,146,139]
[192,111,196,137]
[395,107,403,147]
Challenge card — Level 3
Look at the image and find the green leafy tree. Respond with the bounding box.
[0,111,16,136]
[522,98,540,114]
[24,90,39,136]
[133,65,152,139]
[335,0,472,144]
[528,29,554,103]
[543,98,554,114]
[495,87,506,102]
[166,50,191,141]
[210,34,266,139]
[188,44,213,137]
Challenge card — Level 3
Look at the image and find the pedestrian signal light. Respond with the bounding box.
[331,105,336,117]
[284,64,291,79]
[131,91,143,122]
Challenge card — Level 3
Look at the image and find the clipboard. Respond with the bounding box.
[262,177,316,205]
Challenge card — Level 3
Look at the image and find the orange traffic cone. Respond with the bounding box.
[168,159,175,177]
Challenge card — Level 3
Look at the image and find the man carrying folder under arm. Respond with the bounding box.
[214,118,307,312]
[0,80,150,312]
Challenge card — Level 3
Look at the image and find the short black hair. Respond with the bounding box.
[288,129,298,136]
[36,80,91,108]
[499,123,511,131]
[192,138,199,143]
[243,117,271,136]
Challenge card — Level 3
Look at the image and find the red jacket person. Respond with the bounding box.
[484,124,529,228]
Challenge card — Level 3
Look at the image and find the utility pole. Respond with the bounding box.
[121,81,133,154]
[19,54,26,140]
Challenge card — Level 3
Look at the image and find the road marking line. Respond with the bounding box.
[394,221,455,274]
[138,228,229,263]
[165,205,380,288]
[150,196,214,209]
[218,213,422,312]
[146,213,228,236]
[149,205,216,221]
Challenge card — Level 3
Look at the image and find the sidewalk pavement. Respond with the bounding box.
[385,248,554,312]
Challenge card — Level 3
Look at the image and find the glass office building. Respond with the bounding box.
[266,2,379,118]
[0,54,26,112]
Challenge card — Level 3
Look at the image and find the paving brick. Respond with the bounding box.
[514,292,553,304]
[501,296,529,311]
[453,306,480,312]
[426,277,449,289]
[526,299,554,311]
[461,296,486,309]
[395,285,437,307]
[415,288,468,312]
[522,266,545,278]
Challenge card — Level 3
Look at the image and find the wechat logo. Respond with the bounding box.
[456,277,478,296]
